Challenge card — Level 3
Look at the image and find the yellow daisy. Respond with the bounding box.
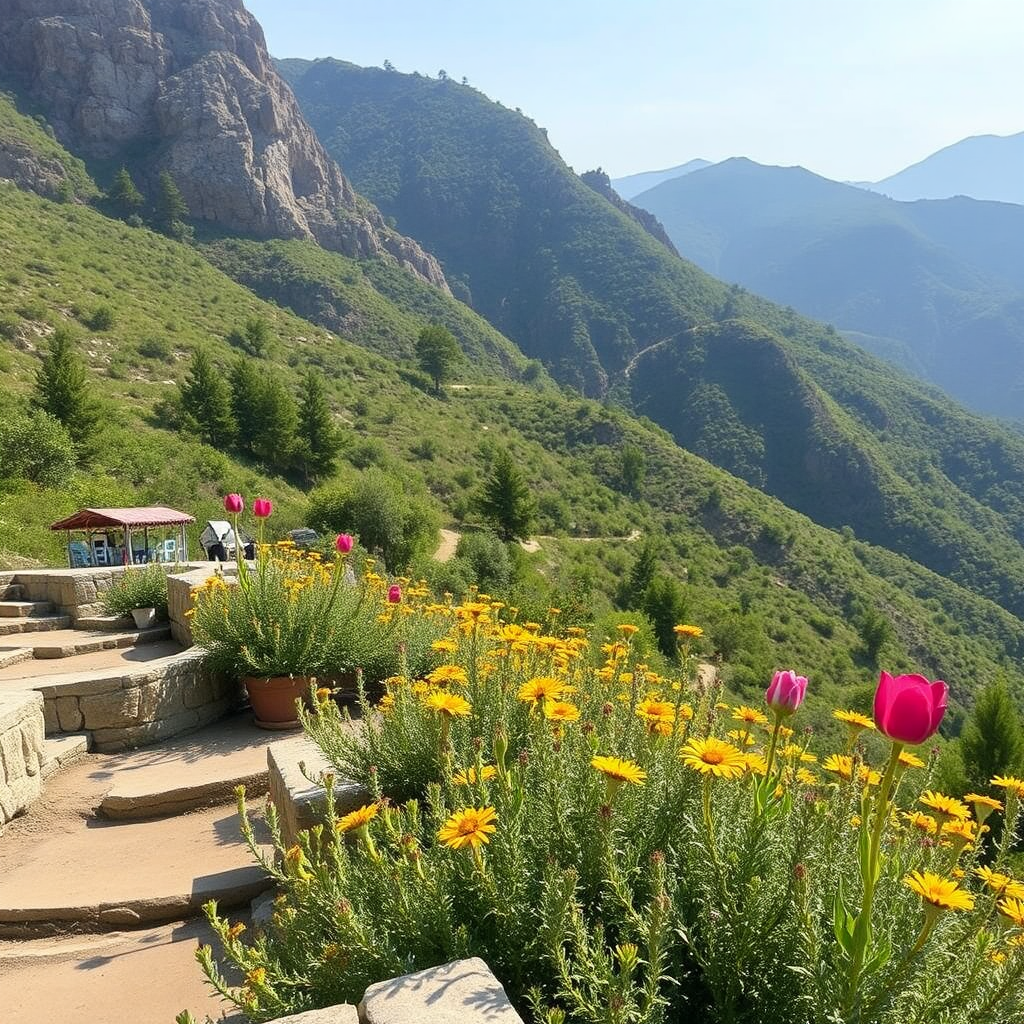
[997,897,1024,928]
[592,755,647,786]
[796,768,820,786]
[336,802,379,834]
[679,737,747,780]
[897,751,926,770]
[517,677,565,704]
[975,867,1024,900]
[732,705,769,726]
[673,624,704,638]
[904,871,975,913]
[991,775,1024,799]
[544,700,581,723]
[832,709,876,732]
[426,664,469,687]
[919,791,970,822]
[727,729,758,747]
[823,754,879,785]
[617,623,640,636]
[424,690,472,718]
[903,811,938,835]
[438,806,498,850]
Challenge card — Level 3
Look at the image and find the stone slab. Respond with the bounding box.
[0,801,273,936]
[40,733,89,780]
[99,715,284,820]
[359,958,525,1023]
[267,735,370,847]
[274,1006,359,1023]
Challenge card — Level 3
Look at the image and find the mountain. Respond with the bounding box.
[628,157,1024,418]
[0,0,446,289]
[3,11,1024,719]
[612,159,712,200]
[870,131,1024,205]
[280,58,1024,626]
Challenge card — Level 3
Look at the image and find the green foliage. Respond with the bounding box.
[416,322,461,391]
[452,531,513,593]
[228,316,271,358]
[108,167,144,218]
[307,469,440,571]
[179,348,237,448]
[855,606,891,665]
[83,303,115,331]
[102,564,169,618]
[30,327,100,456]
[0,408,75,487]
[618,442,646,496]
[478,449,536,542]
[295,369,340,483]
[154,170,189,237]
[251,373,299,474]
[230,357,264,456]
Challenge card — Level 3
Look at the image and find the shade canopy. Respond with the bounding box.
[50,507,196,532]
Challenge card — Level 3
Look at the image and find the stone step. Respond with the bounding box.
[98,714,289,820]
[0,919,247,1024]
[40,733,89,780]
[0,615,73,637]
[0,648,32,672]
[74,614,135,632]
[0,640,183,685]
[0,584,25,602]
[20,625,171,660]
[0,601,55,619]
[0,798,272,936]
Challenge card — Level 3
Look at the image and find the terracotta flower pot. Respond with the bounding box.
[243,675,311,730]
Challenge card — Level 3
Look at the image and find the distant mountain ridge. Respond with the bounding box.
[870,130,1024,205]
[628,157,1024,418]
[611,159,712,199]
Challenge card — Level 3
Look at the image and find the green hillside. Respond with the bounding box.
[5,181,1024,726]
[280,58,1024,623]
[628,157,1024,417]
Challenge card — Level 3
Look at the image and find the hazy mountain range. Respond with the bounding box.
[623,151,1024,418]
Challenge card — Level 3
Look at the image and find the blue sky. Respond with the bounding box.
[246,0,1024,182]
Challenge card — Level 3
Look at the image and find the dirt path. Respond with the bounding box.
[434,529,460,563]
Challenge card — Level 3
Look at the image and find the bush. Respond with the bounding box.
[192,611,1024,1024]
[138,335,174,361]
[0,409,76,487]
[84,304,116,331]
[102,565,169,618]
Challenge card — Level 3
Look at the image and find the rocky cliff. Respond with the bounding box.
[0,0,448,289]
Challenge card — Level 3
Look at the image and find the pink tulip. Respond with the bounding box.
[335,533,354,554]
[765,669,808,714]
[252,498,273,519]
[387,584,402,604]
[223,493,244,514]
[873,671,947,745]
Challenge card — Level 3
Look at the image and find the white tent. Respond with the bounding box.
[199,520,252,558]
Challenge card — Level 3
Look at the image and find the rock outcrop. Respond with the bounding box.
[0,0,448,290]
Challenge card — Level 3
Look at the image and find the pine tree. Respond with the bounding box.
[253,373,299,474]
[230,357,264,456]
[478,449,536,541]
[416,324,461,392]
[108,167,144,218]
[179,348,236,447]
[296,369,340,483]
[618,537,658,607]
[31,327,101,456]
[154,170,189,237]
[958,678,1024,793]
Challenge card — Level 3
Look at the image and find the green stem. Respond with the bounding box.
[764,715,784,777]
[846,740,903,1004]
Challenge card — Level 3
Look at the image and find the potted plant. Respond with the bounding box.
[102,564,169,629]
[189,495,400,728]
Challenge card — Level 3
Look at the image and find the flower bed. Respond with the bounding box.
[189,596,1024,1024]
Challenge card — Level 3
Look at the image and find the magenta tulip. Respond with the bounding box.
[765,669,808,715]
[252,498,273,519]
[873,671,947,745]
[335,533,354,554]
[387,584,402,604]
[223,493,244,514]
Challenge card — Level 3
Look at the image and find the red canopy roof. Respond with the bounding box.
[50,507,196,531]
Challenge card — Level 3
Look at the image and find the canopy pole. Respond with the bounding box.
[180,523,187,563]
[144,527,150,563]
[66,530,72,568]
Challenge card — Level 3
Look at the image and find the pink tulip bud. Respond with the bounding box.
[335,533,354,554]
[765,669,808,715]
[223,493,244,514]
[387,584,402,604]
[873,671,947,745]
[252,498,273,519]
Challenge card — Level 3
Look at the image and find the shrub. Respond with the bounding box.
[0,409,75,487]
[192,614,1024,1023]
[102,565,169,618]
[84,304,116,331]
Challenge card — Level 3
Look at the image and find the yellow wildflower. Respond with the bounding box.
[904,871,975,913]
[679,737,747,780]
[438,806,498,850]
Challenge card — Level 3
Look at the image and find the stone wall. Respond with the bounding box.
[0,691,45,829]
[167,564,228,646]
[11,565,205,623]
[38,650,236,752]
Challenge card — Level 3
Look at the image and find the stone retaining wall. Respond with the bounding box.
[167,563,239,646]
[9,565,205,623]
[38,651,237,753]
[0,691,45,829]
